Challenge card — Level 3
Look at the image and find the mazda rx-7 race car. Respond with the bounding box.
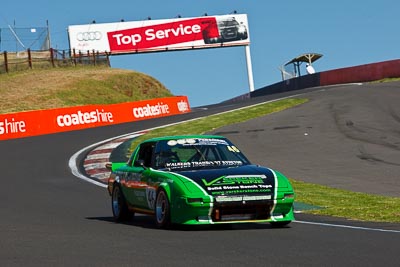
[107,135,295,228]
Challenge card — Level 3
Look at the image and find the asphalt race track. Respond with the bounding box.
[1,82,399,266]
[211,82,400,197]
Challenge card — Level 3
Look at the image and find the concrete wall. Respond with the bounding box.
[251,73,320,98]
[250,59,400,98]
[320,59,400,86]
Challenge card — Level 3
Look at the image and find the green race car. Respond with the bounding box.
[107,135,295,228]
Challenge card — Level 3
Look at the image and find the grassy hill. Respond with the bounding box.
[0,66,173,114]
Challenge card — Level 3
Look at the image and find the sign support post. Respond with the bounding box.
[245,45,255,92]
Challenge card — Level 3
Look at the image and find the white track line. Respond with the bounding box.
[294,220,400,233]
[69,132,144,188]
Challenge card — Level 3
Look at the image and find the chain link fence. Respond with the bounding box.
[0,24,110,73]
[0,26,50,52]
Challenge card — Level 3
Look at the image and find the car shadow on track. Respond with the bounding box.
[86,215,293,231]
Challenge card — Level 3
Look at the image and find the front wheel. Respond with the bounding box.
[155,188,171,228]
[111,184,132,222]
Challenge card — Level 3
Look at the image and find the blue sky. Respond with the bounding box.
[1,1,399,107]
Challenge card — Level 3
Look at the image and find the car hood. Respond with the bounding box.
[174,165,276,197]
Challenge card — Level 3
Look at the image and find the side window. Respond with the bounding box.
[154,141,182,169]
[137,142,155,167]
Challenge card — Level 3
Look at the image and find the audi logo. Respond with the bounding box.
[76,31,102,41]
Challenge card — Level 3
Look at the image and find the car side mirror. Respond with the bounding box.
[105,162,112,170]
[134,160,147,169]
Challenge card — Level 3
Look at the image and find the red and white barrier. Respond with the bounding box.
[0,96,190,141]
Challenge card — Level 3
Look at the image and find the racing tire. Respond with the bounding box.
[155,188,171,229]
[111,184,132,222]
[270,221,291,228]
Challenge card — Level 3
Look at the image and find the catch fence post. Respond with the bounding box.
[72,49,77,66]
[4,51,9,73]
[28,49,32,69]
[50,48,55,67]
[106,52,111,67]
[92,49,96,66]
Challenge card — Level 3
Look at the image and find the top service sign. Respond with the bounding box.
[68,14,250,54]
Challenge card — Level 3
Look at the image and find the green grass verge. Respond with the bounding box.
[129,97,400,223]
[0,66,172,113]
[371,77,400,83]
[291,179,400,223]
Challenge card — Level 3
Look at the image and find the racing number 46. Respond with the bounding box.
[227,146,240,153]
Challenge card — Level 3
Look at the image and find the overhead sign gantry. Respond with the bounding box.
[67,14,255,92]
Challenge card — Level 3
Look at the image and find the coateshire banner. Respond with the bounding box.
[0,96,190,140]
[68,14,249,54]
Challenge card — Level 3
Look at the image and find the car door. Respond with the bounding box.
[120,165,147,209]
[122,142,156,211]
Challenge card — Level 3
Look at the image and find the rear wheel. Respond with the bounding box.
[155,188,170,228]
[111,184,132,222]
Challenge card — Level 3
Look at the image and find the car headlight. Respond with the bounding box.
[238,26,246,33]
[283,193,295,200]
[187,198,204,204]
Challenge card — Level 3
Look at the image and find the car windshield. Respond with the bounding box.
[219,19,239,27]
[154,138,251,170]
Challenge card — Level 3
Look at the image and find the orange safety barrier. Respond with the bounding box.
[0,96,190,141]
